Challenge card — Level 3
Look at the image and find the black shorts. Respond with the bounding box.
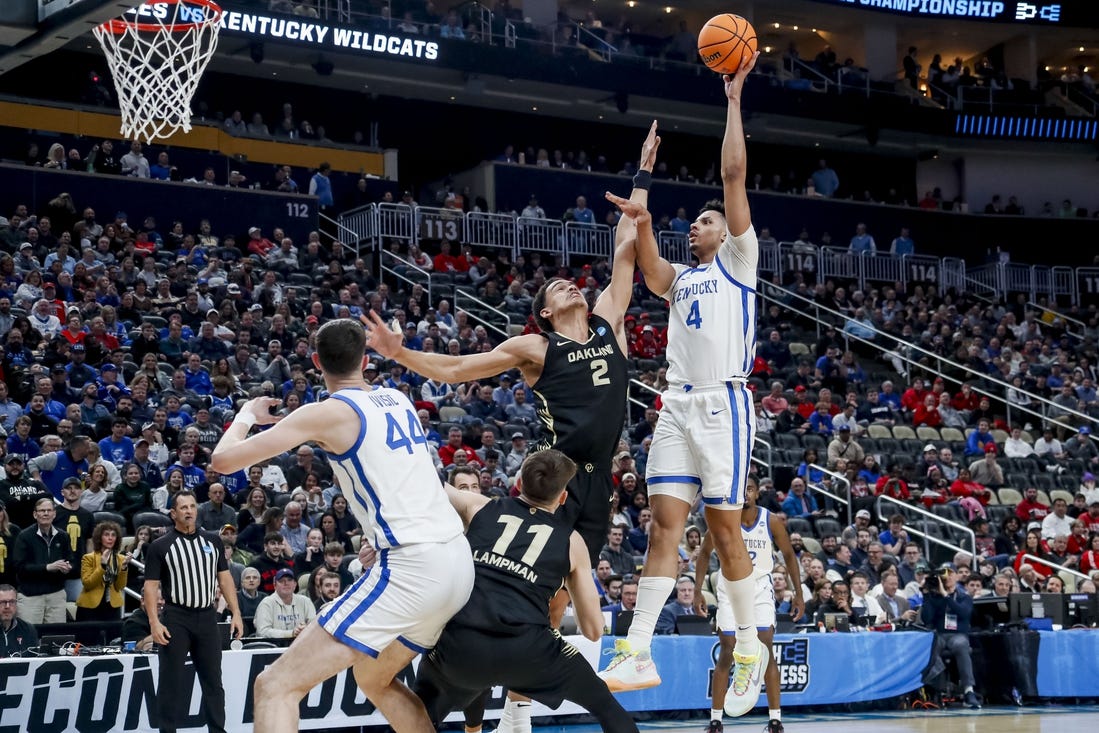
[555,467,614,567]
[415,625,596,716]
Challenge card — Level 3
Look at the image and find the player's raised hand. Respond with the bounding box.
[360,310,402,357]
[639,120,661,172]
[605,191,652,227]
[722,50,759,102]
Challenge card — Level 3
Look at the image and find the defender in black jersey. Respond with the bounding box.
[363,123,660,568]
[532,312,628,564]
[414,450,638,733]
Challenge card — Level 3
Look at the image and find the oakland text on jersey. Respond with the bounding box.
[565,343,615,363]
[472,549,538,583]
[671,278,720,305]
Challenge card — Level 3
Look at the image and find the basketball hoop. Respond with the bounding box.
[92,0,223,142]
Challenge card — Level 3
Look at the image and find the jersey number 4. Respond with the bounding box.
[385,410,428,453]
[493,515,553,565]
[685,299,702,330]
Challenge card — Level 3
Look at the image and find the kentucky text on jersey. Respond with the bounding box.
[472,549,538,583]
[672,279,720,305]
[744,535,771,554]
[565,344,615,363]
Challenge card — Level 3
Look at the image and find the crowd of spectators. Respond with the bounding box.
[2,131,1098,653]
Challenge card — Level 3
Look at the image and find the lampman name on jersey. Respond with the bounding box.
[671,279,720,305]
[472,550,538,583]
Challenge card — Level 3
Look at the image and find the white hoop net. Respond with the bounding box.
[92,1,223,143]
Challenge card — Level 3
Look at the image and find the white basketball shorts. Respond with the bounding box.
[319,533,474,657]
[646,380,754,509]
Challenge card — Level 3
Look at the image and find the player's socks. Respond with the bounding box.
[498,699,531,733]
[496,700,515,733]
[711,709,723,722]
[722,573,759,656]
[512,702,532,733]
[768,709,781,721]
[625,576,676,650]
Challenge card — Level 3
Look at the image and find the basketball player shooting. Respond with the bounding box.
[598,51,768,717]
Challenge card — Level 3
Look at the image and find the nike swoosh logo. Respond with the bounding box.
[711,409,726,415]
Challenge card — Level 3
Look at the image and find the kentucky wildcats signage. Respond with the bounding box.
[117,3,440,61]
[220,10,440,61]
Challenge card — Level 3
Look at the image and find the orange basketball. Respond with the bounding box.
[697,14,757,75]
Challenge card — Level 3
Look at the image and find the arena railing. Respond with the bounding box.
[376,202,416,247]
[564,221,613,265]
[875,495,977,570]
[337,203,378,252]
[1019,552,1091,592]
[517,216,565,260]
[413,205,466,248]
[757,281,1097,437]
[453,287,511,341]
[1066,86,1099,117]
[788,57,833,93]
[319,211,364,258]
[1078,267,1099,306]
[336,203,1095,308]
[811,246,969,296]
[123,557,148,604]
[379,249,433,307]
[835,66,871,98]
[806,463,853,529]
[1027,298,1088,338]
[657,231,690,265]
[465,211,519,257]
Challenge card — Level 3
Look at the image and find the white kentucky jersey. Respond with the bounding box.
[742,507,775,579]
[328,387,463,551]
[660,225,759,387]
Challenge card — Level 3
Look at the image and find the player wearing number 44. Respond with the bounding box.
[210,318,476,733]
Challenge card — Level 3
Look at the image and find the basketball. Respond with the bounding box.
[697,14,757,75]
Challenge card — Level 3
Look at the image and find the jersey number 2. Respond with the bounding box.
[493,515,553,565]
[589,358,610,386]
[385,410,428,454]
[685,299,702,330]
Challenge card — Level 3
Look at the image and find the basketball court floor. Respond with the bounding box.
[539,705,1099,733]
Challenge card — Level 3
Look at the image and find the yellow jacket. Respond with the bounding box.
[76,552,129,610]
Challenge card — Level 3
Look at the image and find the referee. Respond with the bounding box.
[144,491,243,733]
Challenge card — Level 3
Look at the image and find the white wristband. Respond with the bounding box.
[235,413,257,430]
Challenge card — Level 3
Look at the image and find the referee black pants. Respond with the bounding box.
[157,606,226,733]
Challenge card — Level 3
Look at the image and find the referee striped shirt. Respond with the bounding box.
[145,528,227,609]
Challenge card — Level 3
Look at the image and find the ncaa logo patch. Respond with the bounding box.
[596,326,607,336]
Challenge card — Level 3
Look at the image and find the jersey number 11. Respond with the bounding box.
[494,515,553,565]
